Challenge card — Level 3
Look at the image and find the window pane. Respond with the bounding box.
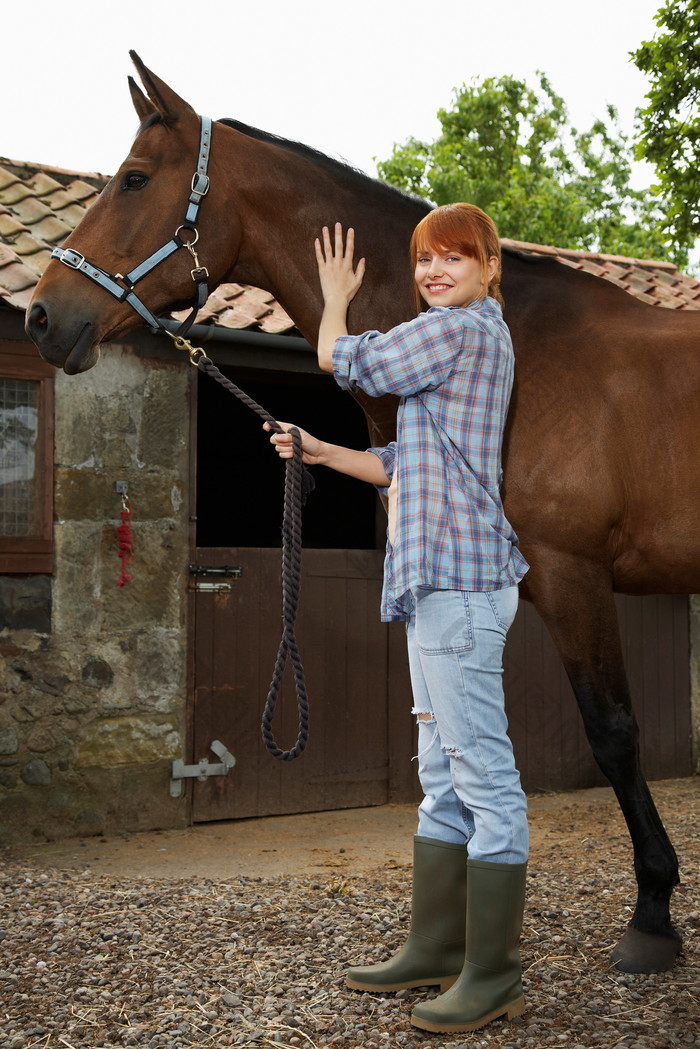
[0,378,39,536]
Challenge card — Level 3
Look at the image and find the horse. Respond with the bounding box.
[25,52,700,976]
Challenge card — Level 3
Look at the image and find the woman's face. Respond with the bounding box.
[414,248,498,309]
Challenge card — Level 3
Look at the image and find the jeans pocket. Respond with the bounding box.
[414,588,474,654]
[486,586,520,632]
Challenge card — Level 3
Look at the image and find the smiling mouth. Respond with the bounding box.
[426,283,453,292]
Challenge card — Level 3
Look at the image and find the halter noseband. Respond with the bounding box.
[51,116,213,340]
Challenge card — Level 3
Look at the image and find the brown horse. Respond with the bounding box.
[26,53,699,975]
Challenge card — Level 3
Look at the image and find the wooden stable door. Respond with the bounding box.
[189,546,412,822]
[189,551,691,817]
[190,363,416,822]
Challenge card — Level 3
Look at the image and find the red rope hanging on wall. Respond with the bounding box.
[116,497,134,587]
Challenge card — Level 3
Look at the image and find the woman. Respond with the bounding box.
[267,203,529,1034]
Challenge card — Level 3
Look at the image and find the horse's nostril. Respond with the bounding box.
[27,303,49,339]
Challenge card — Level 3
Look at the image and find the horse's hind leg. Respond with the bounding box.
[528,555,681,973]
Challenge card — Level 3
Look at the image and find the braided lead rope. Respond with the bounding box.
[197,353,312,760]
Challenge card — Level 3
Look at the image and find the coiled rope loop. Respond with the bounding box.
[196,352,314,761]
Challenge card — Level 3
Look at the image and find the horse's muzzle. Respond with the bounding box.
[25,302,100,374]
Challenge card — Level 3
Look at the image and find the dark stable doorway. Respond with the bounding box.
[196,365,380,550]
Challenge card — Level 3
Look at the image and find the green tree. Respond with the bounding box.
[632,0,700,261]
[377,74,679,265]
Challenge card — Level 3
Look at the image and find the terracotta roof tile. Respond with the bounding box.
[218,282,247,297]
[170,282,295,334]
[601,275,630,292]
[5,286,37,311]
[598,261,628,282]
[9,194,55,226]
[2,158,700,331]
[0,170,25,199]
[17,248,53,279]
[219,305,264,329]
[258,310,297,334]
[39,186,84,211]
[652,269,678,286]
[0,253,41,293]
[0,169,20,192]
[0,177,29,204]
[0,208,28,240]
[25,215,73,246]
[21,170,65,196]
[50,202,93,227]
[0,244,19,267]
[8,229,49,256]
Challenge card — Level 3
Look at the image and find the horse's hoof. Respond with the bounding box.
[610,926,682,973]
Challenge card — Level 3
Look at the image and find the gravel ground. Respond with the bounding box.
[1,779,698,1049]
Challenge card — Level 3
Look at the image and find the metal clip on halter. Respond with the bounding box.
[168,333,207,366]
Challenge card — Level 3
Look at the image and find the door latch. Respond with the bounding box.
[170,739,236,797]
[194,581,233,593]
[189,564,242,593]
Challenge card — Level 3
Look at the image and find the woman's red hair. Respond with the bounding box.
[410,203,503,311]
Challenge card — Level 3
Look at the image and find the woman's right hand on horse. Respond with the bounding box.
[264,421,324,465]
[315,223,365,307]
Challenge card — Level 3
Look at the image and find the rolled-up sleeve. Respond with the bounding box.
[332,309,478,397]
[367,442,396,496]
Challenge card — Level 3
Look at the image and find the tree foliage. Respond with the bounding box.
[377,74,681,266]
[632,0,700,260]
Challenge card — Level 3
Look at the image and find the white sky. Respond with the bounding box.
[4,0,663,186]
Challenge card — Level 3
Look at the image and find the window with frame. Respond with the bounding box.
[0,341,55,573]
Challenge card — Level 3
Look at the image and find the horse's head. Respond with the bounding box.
[26,53,241,373]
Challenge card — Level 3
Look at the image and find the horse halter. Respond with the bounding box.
[50,116,213,340]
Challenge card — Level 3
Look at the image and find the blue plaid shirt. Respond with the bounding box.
[333,297,528,621]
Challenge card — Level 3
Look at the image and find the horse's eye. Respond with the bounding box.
[123,172,149,191]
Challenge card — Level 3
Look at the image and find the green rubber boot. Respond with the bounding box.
[411,858,528,1033]
[346,836,467,992]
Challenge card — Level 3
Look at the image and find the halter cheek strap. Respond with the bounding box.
[51,116,213,339]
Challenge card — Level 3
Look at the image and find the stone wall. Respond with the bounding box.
[0,343,192,843]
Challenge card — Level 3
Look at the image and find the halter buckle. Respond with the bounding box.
[56,248,86,270]
[190,172,210,199]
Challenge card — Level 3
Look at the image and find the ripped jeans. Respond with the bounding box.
[406,585,528,865]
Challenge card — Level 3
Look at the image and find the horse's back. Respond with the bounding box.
[502,265,700,593]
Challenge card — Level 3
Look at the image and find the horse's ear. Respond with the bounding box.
[129,50,197,127]
[128,76,157,122]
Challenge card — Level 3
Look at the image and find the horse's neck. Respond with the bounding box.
[222,129,426,345]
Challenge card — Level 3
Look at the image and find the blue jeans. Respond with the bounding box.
[406,586,528,865]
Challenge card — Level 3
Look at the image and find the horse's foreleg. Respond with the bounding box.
[526,555,681,973]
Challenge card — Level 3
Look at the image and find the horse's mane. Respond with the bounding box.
[218,117,429,212]
[138,110,425,213]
